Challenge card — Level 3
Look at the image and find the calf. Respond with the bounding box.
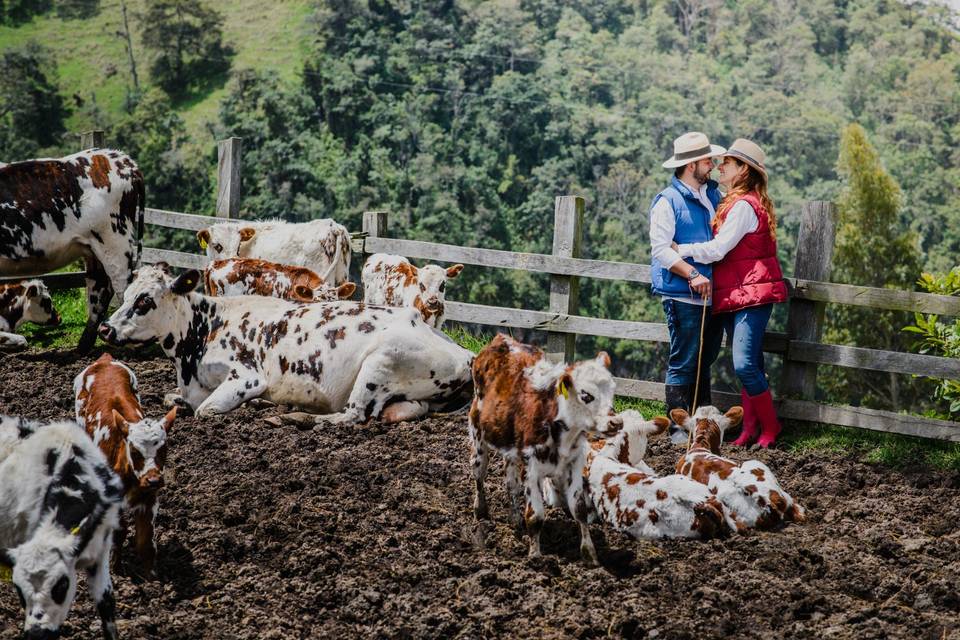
[362,253,463,328]
[197,218,352,285]
[74,353,177,577]
[0,415,123,639]
[468,334,622,565]
[0,279,61,348]
[1,150,145,351]
[673,406,805,531]
[204,257,356,302]
[98,264,473,422]
[585,411,733,540]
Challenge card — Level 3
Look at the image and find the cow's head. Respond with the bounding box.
[19,280,61,328]
[669,406,744,452]
[555,352,622,437]
[197,225,256,259]
[98,264,200,346]
[415,264,463,312]
[1,541,79,639]
[291,281,356,302]
[598,410,669,466]
[115,408,175,490]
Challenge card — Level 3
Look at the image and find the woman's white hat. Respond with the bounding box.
[723,138,767,178]
[662,131,726,169]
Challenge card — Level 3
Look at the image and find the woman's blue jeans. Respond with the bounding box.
[722,303,774,396]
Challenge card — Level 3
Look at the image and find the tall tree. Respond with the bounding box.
[0,41,69,157]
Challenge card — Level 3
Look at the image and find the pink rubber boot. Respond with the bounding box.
[752,389,782,449]
[731,388,759,447]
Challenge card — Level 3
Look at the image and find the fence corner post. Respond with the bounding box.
[80,130,104,149]
[546,195,584,363]
[779,200,838,401]
[362,211,389,239]
[216,137,243,219]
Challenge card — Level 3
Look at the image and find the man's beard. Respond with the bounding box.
[693,165,712,185]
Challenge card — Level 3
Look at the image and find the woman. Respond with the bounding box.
[674,139,788,448]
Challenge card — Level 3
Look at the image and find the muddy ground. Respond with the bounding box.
[1,348,958,639]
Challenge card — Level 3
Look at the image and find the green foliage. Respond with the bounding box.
[55,0,99,20]
[903,267,960,416]
[0,40,69,155]
[0,0,52,25]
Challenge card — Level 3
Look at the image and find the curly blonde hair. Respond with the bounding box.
[712,160,777,240]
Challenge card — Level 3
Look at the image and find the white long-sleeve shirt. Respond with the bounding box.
[649,182,718,306]
[677,199,758,264]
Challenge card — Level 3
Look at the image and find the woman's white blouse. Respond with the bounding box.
[677,200,759,265]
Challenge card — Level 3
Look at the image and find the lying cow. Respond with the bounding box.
[98,264,473,422]
[362,253,463,328]
[469,334,622,566]
[673,406,805,531]
[204,257,356,302]
[585,410,733,540]
[1,150,145,352]
[0,279,61,348]
[0,415,123,640]
[75,353,177,577]
[197,218,352,285]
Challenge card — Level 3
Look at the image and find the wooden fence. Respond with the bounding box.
[7,133,960,442]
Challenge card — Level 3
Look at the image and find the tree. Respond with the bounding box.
[0,0,52,25]
[904,268,960,417]
[0,41,70,157]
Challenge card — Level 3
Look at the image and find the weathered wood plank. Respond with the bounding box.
[789,340,960,379]
[80,130,104,149]
[546,196,583,362]
[362,211,388,239]
[145,208,220,232]
[0,272,87,290]
[779,399,960,442]
[141,248,208,270]
[216,137,242,219]
[613,378,741,409]
[790,279,960,316]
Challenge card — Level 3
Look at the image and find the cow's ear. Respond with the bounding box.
[26,284,39,298]
[557,372,574,399]
[724,406,744,429]
[163,407,176,433]
[337,282,357,299]
[197,229,211,250]
[293,284,314,300]
[112,410,129,437]
[650,416,670,436]
[171,270,201,295]
[670,408,690,429]
[595,351,611,369]
[446,264,464,279]
[239,227,256,242]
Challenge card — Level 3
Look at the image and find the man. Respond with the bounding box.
[650,131,726,444]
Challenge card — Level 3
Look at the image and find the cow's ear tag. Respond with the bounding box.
[558,380,569,399]
[199,237,208,250]
[0,564,12,582]
[70,525,81,536]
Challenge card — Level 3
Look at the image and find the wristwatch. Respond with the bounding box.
[687,269,701,281]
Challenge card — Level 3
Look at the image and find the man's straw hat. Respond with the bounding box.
[662,132,726,169]
[723,138,767,178]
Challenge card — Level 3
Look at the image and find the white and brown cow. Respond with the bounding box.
[197,218,352,285]
[362,253,463,328]
[673,406,806,531]
[0,279,61,348]
[98,264,473,423]
[74,353,176,578]
[469,334,622,565]
[204,257,356,303]
[0,150,145,352]
[1,415,123,640]
[585,410,734,540]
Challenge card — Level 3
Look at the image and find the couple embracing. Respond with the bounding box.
[650,132,788,449]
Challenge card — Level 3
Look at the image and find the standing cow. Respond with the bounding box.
[98,264,474,423]
[197,218,352,285]
[0,149,145,352]
[362,253,463,328]
[0,415,123,640]
[0,279,61,348]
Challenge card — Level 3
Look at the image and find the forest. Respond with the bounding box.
[1,0,959,417]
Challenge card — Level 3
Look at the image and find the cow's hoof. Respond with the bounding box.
[314,412,357,426]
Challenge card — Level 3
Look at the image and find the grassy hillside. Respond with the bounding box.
[0,0,313,148]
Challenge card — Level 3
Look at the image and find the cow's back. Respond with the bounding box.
[243,219,351,283]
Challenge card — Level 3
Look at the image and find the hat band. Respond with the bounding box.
[673,145,712,161]
[727,149,764,170]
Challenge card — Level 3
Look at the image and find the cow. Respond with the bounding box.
[204,257,356,303]
[673,406,806,531]
[0,415,123,640]
[362,253,463,328]
[584,410,734,540]
[97,264,474,423]
[74,353,177,578]
[196,218,352,285]
[468,334,622,566]
[0,149,145,352]
[0,279,61,348]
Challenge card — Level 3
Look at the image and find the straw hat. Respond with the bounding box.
[723,138,767,178]
[662,132,726,169]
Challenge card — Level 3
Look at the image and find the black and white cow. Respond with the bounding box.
[98,264,474,422]
[0,150,145,352]
[0,415,123,639]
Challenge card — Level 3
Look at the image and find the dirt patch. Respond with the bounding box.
[1,349,959,639]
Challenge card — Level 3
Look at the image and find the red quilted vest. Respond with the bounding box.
[711,193,788,314]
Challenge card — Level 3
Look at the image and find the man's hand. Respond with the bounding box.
[689,274,711,298]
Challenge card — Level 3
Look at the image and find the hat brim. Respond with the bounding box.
[662,144,727,169]
[722,150,768,178]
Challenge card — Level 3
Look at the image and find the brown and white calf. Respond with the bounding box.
[362,253,463,328]
[204,257,357,302]
[74,353,176,577]
[469,334,622,565]
[584,410,734,540]
[0,279,60,348]
[673,406,805,531]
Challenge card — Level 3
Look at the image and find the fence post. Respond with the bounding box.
[546,195,584,363]
[216,137,243,219]
[80,130,104,149]
[780,201,838,400]
[362,211,389,240]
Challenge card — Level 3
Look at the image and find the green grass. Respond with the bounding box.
[18,288,87,348]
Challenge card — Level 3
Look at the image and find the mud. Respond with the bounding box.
[1,349,958,639]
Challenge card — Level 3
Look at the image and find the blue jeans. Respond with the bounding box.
[722,304,773,395]
[662,299,724,387]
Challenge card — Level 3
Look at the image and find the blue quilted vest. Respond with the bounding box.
[649,177,721,299]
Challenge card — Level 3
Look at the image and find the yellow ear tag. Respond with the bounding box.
[199,237,208,250]
[0,564,12,582]
[70,525,81,536]
[558,380,569,399]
